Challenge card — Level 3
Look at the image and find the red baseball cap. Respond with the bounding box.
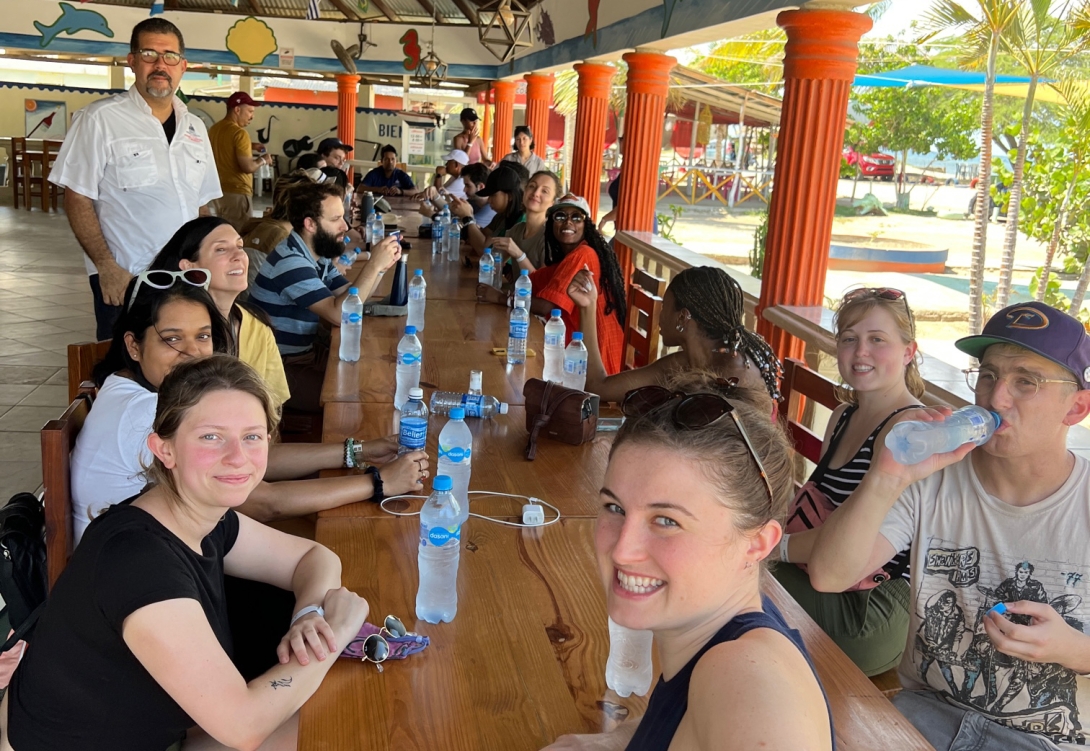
[226,92,259,109]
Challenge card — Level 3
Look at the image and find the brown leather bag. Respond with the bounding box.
[523,379,599,460]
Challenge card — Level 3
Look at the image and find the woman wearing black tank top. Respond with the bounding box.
[773,288,925,677]
[543,373,834,751]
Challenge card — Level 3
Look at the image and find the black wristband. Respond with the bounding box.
[365,465,384,504]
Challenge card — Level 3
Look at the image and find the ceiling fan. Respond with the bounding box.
[331,23,377,74]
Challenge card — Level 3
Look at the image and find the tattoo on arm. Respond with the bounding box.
[269,677,293,690]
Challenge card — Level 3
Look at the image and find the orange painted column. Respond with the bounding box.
[524,72,555,161]
[756,9,872,363]
[482,90,492,158]
[491,80,517,162]
[336,73,360,183]
[615,51,676,282]
[569,63,615,220]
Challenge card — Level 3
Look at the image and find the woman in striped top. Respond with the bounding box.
[773,287,925,677]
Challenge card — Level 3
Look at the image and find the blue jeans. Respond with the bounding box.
[892,690,1060,751]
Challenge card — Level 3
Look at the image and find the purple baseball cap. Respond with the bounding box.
[955,301,1090,389]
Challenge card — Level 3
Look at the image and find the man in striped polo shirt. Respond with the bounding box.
[252,181,401,412]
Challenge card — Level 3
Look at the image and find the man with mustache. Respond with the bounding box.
[49,18,222,340]
[209,91,272,232]
[251,182,401,413]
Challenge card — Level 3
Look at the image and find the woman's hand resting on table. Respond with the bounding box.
[476,283,506,305]
[277,587,369,666]
[380,450,430,496]
[358,435,399,464]
[566,267,597,310]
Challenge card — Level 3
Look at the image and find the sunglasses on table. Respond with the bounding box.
[620,378,775,509]
[137,49,185,66]
[354,615,411,672]
[127,268,211,311]
[551,212,586,225]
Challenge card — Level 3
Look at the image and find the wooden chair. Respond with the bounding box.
[41,395,92,590]
[67,340,111,404]
[40,140,63,212]
[623,268,666,370]
[779,357,840,464]
[10,137,28,210]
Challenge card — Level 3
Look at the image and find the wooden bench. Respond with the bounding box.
[624,267,666,370]
[67,340,111,404]
[41,395,91,590]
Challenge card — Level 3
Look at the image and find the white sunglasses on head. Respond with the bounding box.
[127,268,211,311]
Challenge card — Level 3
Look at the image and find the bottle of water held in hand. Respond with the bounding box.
[562,332,589,391]
[394,325,422,409]
[884,405,1000,465]
[338,237,361,269]
[448,219,461,262]
[479,249,495,285]
[606,618,654,698]
[408,269,426,332]
[416,475,462,624]
[399,387,428,455]
[543,309,566,383]
[432,211,446,256]
[370,212,384,248]
[429,391,510,418]
[437,407,473,514]
[514,268,532,306]
[507,300,529,365]
[338,287,363,362]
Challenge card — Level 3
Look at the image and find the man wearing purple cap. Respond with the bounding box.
[209,91,272,230]
[807,301,1090,749]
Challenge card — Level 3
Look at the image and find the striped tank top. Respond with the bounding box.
[810,404,915,580]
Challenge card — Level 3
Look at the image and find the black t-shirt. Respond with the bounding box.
[162,110,177,143]
[9,498,238,751]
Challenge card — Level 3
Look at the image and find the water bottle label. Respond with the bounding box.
[421,522,461,547]
[545,333,563,347]
[343,312,362,325]
[434,226,444,239]
[438,444,471,463]
[509,321,528,339]
[564,358,587,375]
[516,287,531,298]
[410,288,425,301]
[461,394,484,418]
[399,351,421,366]
[399,418,427,450]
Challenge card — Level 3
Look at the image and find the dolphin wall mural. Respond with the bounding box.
[33,2,115,48]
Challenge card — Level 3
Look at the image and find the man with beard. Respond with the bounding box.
[252,182,401,412]
[209,91,271,231]
[49,18,222,340]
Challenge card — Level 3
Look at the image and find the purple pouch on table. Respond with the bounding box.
[339,621,430,662]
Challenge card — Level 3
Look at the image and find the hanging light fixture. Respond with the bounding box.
[415,6,448,87]
[477,0,533,63]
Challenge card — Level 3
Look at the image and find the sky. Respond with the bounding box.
[866,0,932,39]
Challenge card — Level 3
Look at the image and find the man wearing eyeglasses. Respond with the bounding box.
[49,17,221,340]
[807,301,1090,750]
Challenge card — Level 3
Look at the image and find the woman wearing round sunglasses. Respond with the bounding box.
[477,194,628,375]
[567,266,782,408]
[544,373,833,751]
[4,355,370,751]
[772,287,924,677]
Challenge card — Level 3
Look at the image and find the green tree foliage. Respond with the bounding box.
[691,28,786,94]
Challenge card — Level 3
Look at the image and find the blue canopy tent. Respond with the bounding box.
[853,64,1065,103]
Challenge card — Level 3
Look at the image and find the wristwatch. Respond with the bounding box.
[461,216,476,228]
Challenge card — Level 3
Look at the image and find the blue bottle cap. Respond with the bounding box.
[551,309,561,317]
[348,287,359,295]
[414,268,424,276]
[449,407,465,420]
[520,268,529,276]
[343,236,351,244]
[989,411,1002,429]
[572,332,583,341]
[989,602,1007,616]
[433,475,453,492]
[405,325,417,335]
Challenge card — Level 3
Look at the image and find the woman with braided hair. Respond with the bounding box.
[567,266,782,407]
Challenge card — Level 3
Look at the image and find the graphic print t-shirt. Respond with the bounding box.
[880,454,1090,748]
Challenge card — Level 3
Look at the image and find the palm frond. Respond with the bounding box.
[917,0,977,42]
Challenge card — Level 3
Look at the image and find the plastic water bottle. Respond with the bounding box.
[337,237,361,269]
[478,249,495,285]
[441,206,453,256]
[395,325,422,409]
[415,475,462,624]
[543,309,566,384]
[605,618,654,697]
[562,332,589,391]
[399,387,429,455]
[514,268,532,306]
[429,391,510,418]
[507,301,529,365]
[493,254,505,290]
[433,212,446,256]
[338,287,363,362]
[448,219,461,262]
[468,370,482,396]
[437,408,473,513]
[408,269,426,332]
[371,212,384,248]
[885,405,1000,464]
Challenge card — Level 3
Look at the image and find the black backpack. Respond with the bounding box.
[0,492,48,651]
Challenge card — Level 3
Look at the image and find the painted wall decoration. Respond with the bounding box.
[225,17,278,65]
[25,100,67,139]
[584,0,600,47]
[33,2,114,48]
[400,29,421,72]
[536,9,555,47]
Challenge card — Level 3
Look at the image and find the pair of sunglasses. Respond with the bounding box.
[127,268,211,311]
[551,211,586,225]
[621,379,775,509]
[842,287,914,335]
[356,615,410,671]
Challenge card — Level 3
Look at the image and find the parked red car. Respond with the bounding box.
[843,147,895,180]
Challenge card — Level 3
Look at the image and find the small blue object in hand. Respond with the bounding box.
[988,602,1008,616]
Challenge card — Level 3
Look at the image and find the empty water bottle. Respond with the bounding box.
[885,405,1000,464]
[514,268,532,306]
[479,249,495,285]
[448,219,462,262]
[507,300,529,365]
[415,475,462,624]
[395,325,422,409]
[493,254,505,290]
[468,370,483,396]
[437,408,473,513]
[399,387,429,455]
[563,332,588,391]
[338,287,363,362]
[543,309,566,384]
[429,390,510,419]
[605,618,654,697]
[337,237,361,269]
[408,269,426,332]
[370,212,384,248]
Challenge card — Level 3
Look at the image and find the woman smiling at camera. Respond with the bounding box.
[2,355,370,751]
[543,373,834,751]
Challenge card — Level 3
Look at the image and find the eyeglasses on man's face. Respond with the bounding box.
[963,367,1079,400]
[137,49,185,66]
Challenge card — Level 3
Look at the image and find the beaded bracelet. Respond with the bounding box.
[344,438,357,468]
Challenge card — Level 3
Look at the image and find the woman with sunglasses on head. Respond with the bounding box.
[567,266,782,409]
[543,372,833,751]
[480,170,560,272]
[4,355,370,751]
[477,194,628,375]
[771,287,924,677]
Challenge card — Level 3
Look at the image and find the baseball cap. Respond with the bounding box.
[955,301,1090,389]
[547,193,592,218]
[476,166,522,197]
[226,91,259,109]
[460,107,479,122]
[318,137,353,154]
[443,149,470,166]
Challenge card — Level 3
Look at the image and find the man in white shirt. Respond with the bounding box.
[806,302,1090,750]
[50,17,221,339]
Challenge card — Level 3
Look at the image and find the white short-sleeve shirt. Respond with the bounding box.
[49,86,222,276]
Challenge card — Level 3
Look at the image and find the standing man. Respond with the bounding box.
[49,18,221,340]
[208,91,271,231]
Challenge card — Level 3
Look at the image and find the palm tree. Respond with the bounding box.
[919,0,1020,335]
[994,0,1090,310]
